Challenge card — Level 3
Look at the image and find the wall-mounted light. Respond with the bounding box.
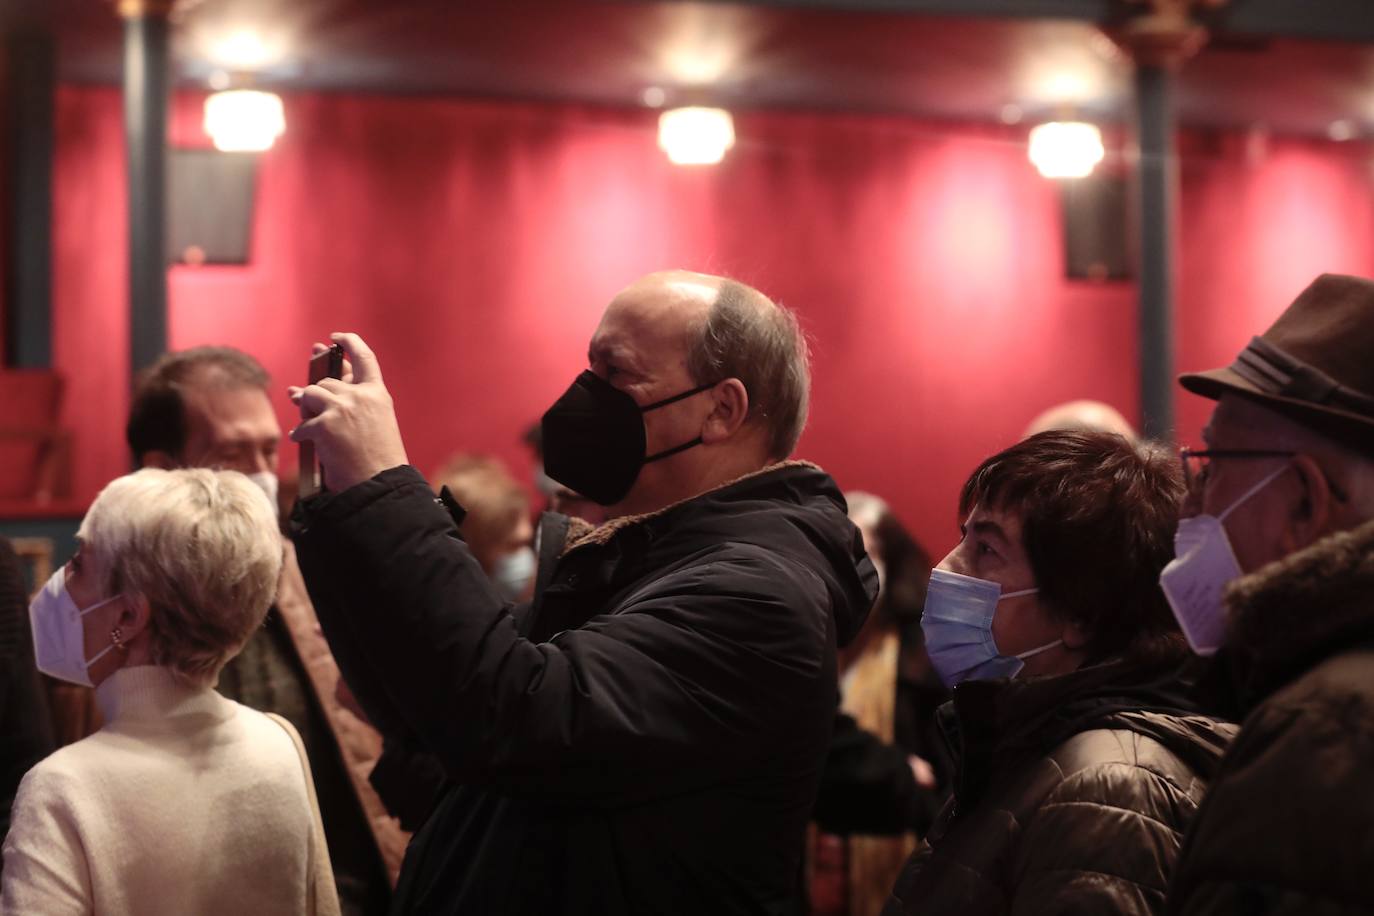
[203,89,285,153]
[658,107,735,166]
[1028,121,1104,179]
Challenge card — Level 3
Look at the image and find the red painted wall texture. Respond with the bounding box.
[49,85,1374,554]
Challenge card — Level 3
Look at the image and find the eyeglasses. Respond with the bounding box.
[1178,448,1295,492]
[1179,447,1350,503]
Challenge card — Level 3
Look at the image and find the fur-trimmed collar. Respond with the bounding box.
[1225,517,1374,702]
[560,460,821,556]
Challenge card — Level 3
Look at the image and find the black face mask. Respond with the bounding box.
[541,370,717,506]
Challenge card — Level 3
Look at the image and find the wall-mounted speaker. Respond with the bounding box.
[167,148,258,265]
[1060,173,1130,282]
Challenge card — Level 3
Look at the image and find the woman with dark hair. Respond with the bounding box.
[884,430,1236,916]
[810,492,948,916]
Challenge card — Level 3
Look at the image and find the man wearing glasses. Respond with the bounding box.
[1164,273,1374,915]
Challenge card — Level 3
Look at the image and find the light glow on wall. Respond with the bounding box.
[1028,121,1104,179]
[203,89,286,152]
[657,107,735,166]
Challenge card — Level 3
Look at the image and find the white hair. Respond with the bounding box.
[78,468,283,686]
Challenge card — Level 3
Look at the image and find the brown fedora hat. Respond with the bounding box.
[1179,273,1374,454]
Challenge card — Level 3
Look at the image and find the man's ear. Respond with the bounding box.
[141,450,177,470]
[700,379,750,444]
[1285,454,1335,551]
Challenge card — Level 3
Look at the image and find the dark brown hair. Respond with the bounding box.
[127,347,270,464]
[958,430,1186,664]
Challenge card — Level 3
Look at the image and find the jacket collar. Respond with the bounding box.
[942,655,1208,809]
[1224,516,1374,707]
[560,460,821,556]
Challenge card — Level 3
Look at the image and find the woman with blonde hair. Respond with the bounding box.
[1,468,340,916]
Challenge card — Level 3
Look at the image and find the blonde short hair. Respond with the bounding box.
[78,468,283,686]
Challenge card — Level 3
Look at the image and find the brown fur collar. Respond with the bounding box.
[559,460,822,556]
[1225,516,1374,695]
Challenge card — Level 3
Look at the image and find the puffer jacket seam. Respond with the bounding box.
[1034,798,1190,835]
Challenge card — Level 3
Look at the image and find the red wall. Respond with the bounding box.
[51,85,1374,555]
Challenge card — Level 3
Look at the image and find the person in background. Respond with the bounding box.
[126,346,403,913]
[885,430,1235,916]
[1164,274,1374,914]
[0,537,55,859]
[1023,399,1137,441]
[289,271,876,915]
[433,454,535,600]
[362,452,537,830]
[1,469,339,915]
[811,493,944,916]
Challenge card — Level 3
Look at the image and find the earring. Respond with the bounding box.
[111,626,128,652]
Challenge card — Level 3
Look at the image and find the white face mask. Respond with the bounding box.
[1160,463,1290,656]
[491,546,536,602]
[245,471,280,514]
[29,567,124,687]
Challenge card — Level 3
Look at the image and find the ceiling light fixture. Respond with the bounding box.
[203,89,286,153]
[1028,121,1104,179]
[657,107,735,166]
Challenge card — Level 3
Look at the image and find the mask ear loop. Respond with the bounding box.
[1218,463,1291,523]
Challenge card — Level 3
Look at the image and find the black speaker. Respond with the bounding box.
[167,149,258,265]
[1060,173,1129,282]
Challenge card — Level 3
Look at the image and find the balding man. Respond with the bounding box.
[1160,274,1374,914]
[289,271,877,915]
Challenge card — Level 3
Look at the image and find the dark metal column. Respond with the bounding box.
[1134,63,1176,441]
[4,29,56,368]
[1112,2,1209,442]
[119,0,174,376]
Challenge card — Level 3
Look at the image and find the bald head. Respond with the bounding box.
[1025,400,1137,441]
[594,270,810,461]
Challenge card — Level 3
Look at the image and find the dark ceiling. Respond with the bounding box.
[20,0,1374,138]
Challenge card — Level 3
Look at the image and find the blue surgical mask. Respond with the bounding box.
[921,568,1061,688]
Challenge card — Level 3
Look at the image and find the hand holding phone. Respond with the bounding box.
[298,343,344,498]
[290,333,410,495]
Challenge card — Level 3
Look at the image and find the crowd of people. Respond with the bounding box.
[1,268,1372,916]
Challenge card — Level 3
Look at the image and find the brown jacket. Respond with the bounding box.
[1167,518,1374,915]
[274,541,410,883]
[884,659,1235,916]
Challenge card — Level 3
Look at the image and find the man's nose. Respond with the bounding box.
[251,450,276,475]
[935,550,964,576]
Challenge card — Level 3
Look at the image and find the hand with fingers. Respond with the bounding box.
[289,333,410,493]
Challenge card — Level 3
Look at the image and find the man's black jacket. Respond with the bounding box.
[292,462,876,915]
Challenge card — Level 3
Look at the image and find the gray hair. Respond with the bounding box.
[78,468,283,686]
[685,279,811,459]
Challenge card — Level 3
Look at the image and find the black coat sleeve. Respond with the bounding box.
[293,466,833,805]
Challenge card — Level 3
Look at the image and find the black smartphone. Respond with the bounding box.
[298,343,345,498]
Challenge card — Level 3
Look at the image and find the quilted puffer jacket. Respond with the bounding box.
[883,657,1235,916]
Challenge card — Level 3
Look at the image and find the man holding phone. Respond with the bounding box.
[289,270,877,915]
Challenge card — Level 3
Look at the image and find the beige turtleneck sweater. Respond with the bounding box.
[1,665,339,916]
